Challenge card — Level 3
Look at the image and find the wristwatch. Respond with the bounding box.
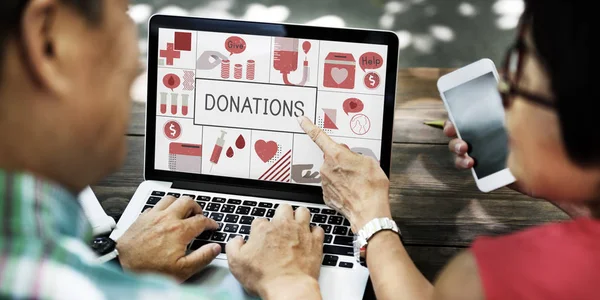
[91,236,119,263]
[353,218,402,265]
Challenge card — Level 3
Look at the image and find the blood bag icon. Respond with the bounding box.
[273,37,310,86]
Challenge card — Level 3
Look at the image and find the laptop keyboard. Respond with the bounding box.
[143,191,355,269]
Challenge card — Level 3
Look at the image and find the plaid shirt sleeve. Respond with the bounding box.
[0,171,249,300]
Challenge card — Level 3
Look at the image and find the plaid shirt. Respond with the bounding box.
[0,171,243,299]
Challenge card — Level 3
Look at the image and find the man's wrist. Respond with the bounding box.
[260,275,321,300]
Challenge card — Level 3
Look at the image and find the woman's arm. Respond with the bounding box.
[368,231,484,300]
[367,231,433,300]
[298,116,485,300]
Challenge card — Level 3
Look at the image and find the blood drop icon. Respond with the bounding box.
[226,147,234,158]
[302,41,312,54]
[235,134,246,149]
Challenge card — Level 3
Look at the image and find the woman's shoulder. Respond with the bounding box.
[470,218,600,300]
[474,217,600,249]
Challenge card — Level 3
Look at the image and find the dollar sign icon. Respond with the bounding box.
[164,120,181,140]
[169,124,177,137]
[364,72,381,89]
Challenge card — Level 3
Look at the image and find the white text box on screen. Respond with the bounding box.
[194,78,317,133]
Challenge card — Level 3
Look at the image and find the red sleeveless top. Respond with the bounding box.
[471,218,600,300]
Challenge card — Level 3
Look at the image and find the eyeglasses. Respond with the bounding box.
[498,22,555,110]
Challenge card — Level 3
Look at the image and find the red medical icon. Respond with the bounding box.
[323,52,356,89]
[246,60,255,80]
[164,120,182,140]
[174,32,192,51]
[226,146,234,158]
[163,73,180,91]
[302,41,312,54]
[225,36,247,56]
[255,140,278,163]
[168,143,202,174]
[160,43,180,66]
[273,38,310,86]
[181,95,189,116]
[235,134,246,149]
[221,60,230,79]
[364,72,381,89]
[234,64,243,79]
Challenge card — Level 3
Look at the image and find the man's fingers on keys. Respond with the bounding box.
[294,206,311,225]
[443,120,457,138]
[250,217,269,230]
[185,214,218,236]
[273,204,294,221]
[226,236,244,261]
[297,116,338,155]
[168,196,202,219]
[311,225,325,243]
[153,195,178,210]
[179,242,221,274]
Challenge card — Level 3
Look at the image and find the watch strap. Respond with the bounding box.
[97,249,119,264]
[353,218,401,264]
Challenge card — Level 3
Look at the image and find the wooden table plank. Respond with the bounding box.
[94,136,567,247]
[128,102,146,137]
[127,68,455,144]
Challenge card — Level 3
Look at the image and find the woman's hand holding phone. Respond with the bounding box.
[443,120,591,219]
[443,121,475,170]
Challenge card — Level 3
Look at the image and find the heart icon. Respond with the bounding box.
[255,140,278,163]
[331,68,348,84]
[349,101,357,109]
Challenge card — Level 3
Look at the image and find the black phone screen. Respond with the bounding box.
[443,72,509,179]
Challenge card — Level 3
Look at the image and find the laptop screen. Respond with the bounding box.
[154,28,389,186]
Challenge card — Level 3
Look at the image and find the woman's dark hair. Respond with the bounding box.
[524,0,600,166]
[0,0,102,73]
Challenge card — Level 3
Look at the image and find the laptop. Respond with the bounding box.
[110,15,398,300]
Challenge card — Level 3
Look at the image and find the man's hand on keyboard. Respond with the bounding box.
[298,116,392,233]
[116,196,221,282]
[226,204,325,300]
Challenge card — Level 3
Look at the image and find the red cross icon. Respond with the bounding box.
[160,43,180,65]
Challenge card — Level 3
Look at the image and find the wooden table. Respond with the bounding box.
[92,68,568,282]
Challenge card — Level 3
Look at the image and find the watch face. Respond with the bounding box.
[91,237,116,256]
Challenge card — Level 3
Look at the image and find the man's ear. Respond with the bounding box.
[20,0,68,94]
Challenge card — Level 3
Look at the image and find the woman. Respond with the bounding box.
[298,0,600,299]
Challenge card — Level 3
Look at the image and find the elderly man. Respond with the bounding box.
[0,0,323,299]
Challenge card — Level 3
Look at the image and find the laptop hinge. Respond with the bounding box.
[171,180,322,203]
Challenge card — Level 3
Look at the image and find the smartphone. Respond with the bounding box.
[437,58,515,192]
